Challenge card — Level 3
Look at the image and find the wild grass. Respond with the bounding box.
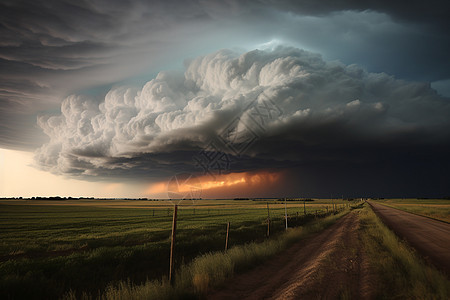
[360,204,450,299]
[95,209,349,300]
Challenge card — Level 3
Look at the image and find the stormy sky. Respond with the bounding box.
[1,0,449,198]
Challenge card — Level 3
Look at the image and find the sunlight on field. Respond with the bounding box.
[0,198,348,210]
[0,198,350,256]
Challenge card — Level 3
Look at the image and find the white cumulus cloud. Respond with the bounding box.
[35,46,450,180]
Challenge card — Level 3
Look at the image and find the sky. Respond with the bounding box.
[1,0,450,198]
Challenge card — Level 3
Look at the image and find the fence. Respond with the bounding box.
[164,201,350,282]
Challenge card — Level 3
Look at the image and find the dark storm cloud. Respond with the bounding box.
[272,0,450,28]
[270,9,450,82]
[1,0,449,197]
[0,0,213,150]
[34,47,450,198]
[1,0,449,152]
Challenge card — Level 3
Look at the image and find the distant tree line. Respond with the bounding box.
[0,197,157,201]
[277,198,314,202]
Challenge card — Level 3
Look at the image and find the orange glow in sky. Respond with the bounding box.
[146,171,282,198]
[0,147,283,199]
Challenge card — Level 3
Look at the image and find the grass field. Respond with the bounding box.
[372,198,450,223]
[0,198,351,299]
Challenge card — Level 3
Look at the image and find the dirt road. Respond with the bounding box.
[368,201,450,276]
[208,211,375,299]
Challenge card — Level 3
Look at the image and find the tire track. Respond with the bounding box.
[209,211,372,299]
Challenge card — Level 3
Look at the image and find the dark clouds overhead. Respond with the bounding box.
[1,0,450,196]
[34,47,450,196]
[275,0,449,25]
[0,0,214,149]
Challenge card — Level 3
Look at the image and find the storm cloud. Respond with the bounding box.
[35,46,450,196]
[1,1,450,197]
[1,0,450,152]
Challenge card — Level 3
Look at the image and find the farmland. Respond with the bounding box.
[2,198,448,299]
[0,198,349,299]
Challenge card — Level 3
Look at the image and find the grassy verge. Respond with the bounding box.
[360,203,450,299]
[372,199,450,223]
[80,209,350,300]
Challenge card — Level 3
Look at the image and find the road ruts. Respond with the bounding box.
[208,211,374,299]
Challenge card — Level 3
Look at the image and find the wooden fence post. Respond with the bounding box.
[169,205,178,284]
[266,203,270,238]
[303,199,306,215]
[225,222,230,251]
[284,198,288,230]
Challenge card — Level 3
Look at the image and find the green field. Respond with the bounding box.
[372,198,450,223]
[0,199,350,299]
